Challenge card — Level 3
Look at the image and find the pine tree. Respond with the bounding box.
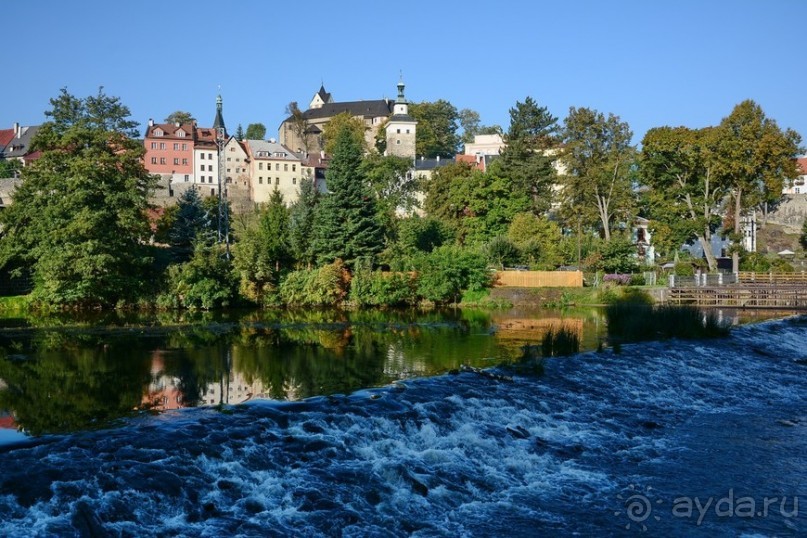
[170,187,213,262]
[312,126,383,267]
[289,176,320,267]
[235,124,245,141]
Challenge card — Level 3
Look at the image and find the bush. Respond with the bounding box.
[740,252,771,272]
[414,245,491,304]
[350,269,417,306]
[541,326,580,357]
[159,243,238,309]
[279,260,350,306]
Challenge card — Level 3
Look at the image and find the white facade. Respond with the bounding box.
[193,144,219,195]
[464,133,505,156]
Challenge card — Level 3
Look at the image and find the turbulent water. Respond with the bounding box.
[0,315,805,536]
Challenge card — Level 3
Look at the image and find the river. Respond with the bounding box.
[0,308,803,536]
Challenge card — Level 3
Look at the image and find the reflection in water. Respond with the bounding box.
[0,307,795,439]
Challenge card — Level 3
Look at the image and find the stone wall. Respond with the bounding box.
[766,194,807,232]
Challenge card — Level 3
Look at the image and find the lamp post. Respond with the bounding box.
[216,126,230,259]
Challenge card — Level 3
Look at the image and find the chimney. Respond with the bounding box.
[174,121,180,127]
[148,118,154,127]
[13,123,20,138]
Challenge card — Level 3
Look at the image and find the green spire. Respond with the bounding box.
[213,93,226,135]
[396,77,406,103]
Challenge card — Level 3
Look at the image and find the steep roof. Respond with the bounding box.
[195,126,218,148]
[2,126,40,159]
[0,128,14,150]
[298,99,393,121]
[797,156,807,175]
[316,85,331,103]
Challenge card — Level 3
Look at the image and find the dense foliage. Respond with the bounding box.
[0,88,156,307]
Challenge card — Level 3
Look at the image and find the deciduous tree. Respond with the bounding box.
[321,112,367,155]
[410,100,461,158]
[559,107,636,242]
[164,111,195,125]
[0,88,156,306]
[245,123,267,140]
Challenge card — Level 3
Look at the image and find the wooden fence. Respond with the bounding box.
[495,271,583,288]
[738,272,807,284]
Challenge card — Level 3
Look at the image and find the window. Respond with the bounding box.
[292,164,296,172]
[227,157,231,162]
[182,158,188,165]
[208,165,212,172]
[151,157,157,164]
[227,168,231,173]
[396,129,401,134]
[201,153,205,160]
[258,163,263,170]
[173,143,179,150]
[208,153,213,159]
[173,158,179,165]
[259,177,263,184]
[160,157,166,165]
[292,178,297,185]
[159,142,166,150]
[200,164,205,171]
[396,140,401,145]
[230,147,235,151]
[184,174,189,182]
[236,158,240,162]
[150,142,157,149]
[177,130,186,138]
[209,177,214,184]
[275,163,279,171]
[275,177,279,185]
[182,143,188,151]
[284,163,288,172]
[406,129,410,134]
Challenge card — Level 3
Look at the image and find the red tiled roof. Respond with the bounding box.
[797,157,807,175]
[0,128,14,148]
[146,122,195,139]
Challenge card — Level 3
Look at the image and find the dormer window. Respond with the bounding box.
[153,128,164,137]
[176,130,186,138]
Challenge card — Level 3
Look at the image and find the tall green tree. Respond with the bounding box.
[495,96,559,214]
[169,187,214,262]
[0,88,156,306]
[559,107,637,242]
[640,126,725,270]
[360,153,420,236]
[245,123,267,140]
[289,176,320,267]
[164,111,195,125]
[235,124,245,141]
[410,100,461,158]
[312,125,383,267]
[714,100,802,273]
[458,108,501,146]
[233,188,291,304]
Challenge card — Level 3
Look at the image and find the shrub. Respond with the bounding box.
[350,269,417,306]
[541,326,580,357]
[279,260,350,306]
[414,246,491,304]
[159,243,238,309]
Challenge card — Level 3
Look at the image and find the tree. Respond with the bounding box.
[459,108,501,146]
[311,125,383,267]
[640,126,726,271]
[233,188,291,304]
[164,111,195,125]
[424,162,530,245]
[495,96,559,214]
[321,112,366,155]
[410,100,461,158]
[235,124,245,141]
[285,101,311,154]
[289,175,320,267]
[0,158,21,178]
[559,107,637,242]
[169,187,214,262]
[507,212,563,268]
[245,123,267,140]
[360,153,420,235]
[0,88,156,306]
[714,100,802,273]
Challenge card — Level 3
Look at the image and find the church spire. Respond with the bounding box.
[213,93,226,136]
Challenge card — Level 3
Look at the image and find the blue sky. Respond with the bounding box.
[3,1,805,147]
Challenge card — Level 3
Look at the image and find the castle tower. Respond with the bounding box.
[213,94,226,137]
[385,78,417,158]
